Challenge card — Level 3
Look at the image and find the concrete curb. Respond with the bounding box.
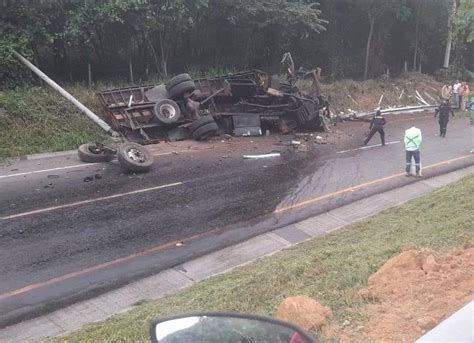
[19,150,77,161]
[1,165,473,343]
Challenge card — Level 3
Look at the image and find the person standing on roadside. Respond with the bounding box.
[404,126,422,177]
[435,100,454,137]
[363,109,386,146]
[460,82,470,111]
[441,83,452,101]
[453,80,462,108]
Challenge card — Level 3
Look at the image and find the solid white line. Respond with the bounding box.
[0,163,98,180]
[337,140,401,154]
[0,182,183,220]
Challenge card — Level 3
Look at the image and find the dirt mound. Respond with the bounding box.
[276,296,332,331]
[349,246,474,342]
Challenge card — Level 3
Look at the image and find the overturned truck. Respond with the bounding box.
[98,70,329,144]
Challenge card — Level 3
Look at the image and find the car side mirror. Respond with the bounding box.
[150,312,318,343]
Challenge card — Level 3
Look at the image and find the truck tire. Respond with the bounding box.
[78,143,114,163]
[192,122,219,141]
[117,143,153,173]
[165,73,192,91]
[189,115,215,133]
[153,99,181,124]
[168,80,196,100]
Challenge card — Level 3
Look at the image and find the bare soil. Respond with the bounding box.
[328,244,474,342]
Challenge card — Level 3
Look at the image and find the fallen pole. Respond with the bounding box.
[342,104,437,119]
[13,51,118,136]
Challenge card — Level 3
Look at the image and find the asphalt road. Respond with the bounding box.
[0,113,472,327]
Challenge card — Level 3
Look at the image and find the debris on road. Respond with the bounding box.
[297,144,309,152]
[243,153,281,159]
[83,176,94,182]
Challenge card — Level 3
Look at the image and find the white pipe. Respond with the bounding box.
[243,153,281,159]
[14,51,117,136]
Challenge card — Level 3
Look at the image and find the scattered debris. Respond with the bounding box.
[43,183,54,189]
[291,140,301,146]
[243,153,281,159]
[378,94,384,106]
[83,176,94,182]
[399,89,405,99]
[94,174,103,180]
[297,144,309,152]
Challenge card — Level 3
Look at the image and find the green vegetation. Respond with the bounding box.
[0,87,110,159]
[52,174,474,342]
[1,0,472,88]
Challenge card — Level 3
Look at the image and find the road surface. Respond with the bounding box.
[0,113,472,327]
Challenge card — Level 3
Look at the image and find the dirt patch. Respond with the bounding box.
[276,296,332,331]
[330,245,474,342]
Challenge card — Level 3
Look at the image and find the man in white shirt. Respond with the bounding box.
[452,80,462,108]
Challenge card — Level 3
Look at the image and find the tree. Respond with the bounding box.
[359,0,392,79]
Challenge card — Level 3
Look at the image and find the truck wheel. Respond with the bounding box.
[168,80,196,100]
[192,122,219,141]
[165,73,192,91]
[153,99,181,124]
[117,143,153,173]
[189,115,215,133]
[78,143,114,163]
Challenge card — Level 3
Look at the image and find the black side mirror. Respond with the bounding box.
[150,312,319,343]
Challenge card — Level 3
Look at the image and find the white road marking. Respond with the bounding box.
[0,182,183,220]
[337,140,401,154]
[0,163,97,179]
[0,150,203,180]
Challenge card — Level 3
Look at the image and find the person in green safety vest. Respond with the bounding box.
[404,126,422,177]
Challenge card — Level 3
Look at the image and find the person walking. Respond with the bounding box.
[404,126,422,177]
[435,100,454,137]
[364,109,386,146]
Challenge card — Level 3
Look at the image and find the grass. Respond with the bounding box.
[0,87,110,159]
[454,110,472,118]
[51,174,474,342]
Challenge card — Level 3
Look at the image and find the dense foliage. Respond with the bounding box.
[0,0,472,88]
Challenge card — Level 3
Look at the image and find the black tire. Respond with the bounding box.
[168,80,196,99]
[153,99,181,124]
[189,115,215,133]
[117,143,153,173]
[192,122,219,141]
[78,143,114,163]
[165,73,192,91]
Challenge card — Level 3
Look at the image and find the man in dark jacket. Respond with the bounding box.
[364,110,386,146]
[435,100,454,137]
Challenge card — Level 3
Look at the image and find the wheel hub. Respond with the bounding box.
[160,104,176,119]
[127,148,146,163]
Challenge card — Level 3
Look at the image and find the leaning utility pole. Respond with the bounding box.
[14,51,118,137]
